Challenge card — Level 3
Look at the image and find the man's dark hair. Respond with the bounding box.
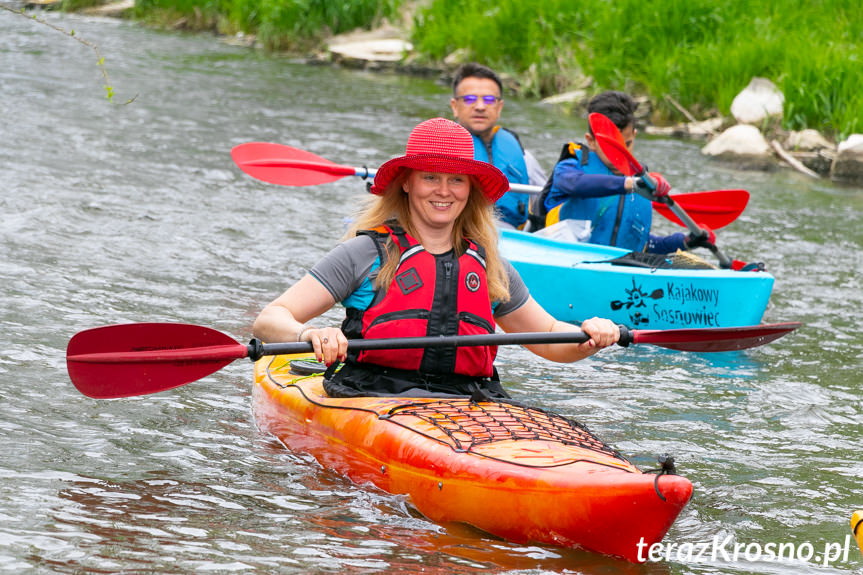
[587,91,637,131]
[452,62,503,95]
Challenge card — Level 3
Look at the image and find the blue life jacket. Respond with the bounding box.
[551,146,653,250]
[472,127,530,228]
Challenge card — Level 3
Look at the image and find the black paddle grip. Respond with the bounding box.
[617,325,633,347]
[247,338,265,361]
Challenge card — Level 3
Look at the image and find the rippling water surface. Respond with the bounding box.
[1,10,862,574]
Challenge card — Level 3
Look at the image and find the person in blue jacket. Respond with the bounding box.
[450,63,547,229]
[533,91,713,253]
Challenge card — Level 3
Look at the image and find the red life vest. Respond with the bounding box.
[344,225,497,377]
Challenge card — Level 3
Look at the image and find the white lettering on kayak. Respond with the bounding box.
[665,281,720,307]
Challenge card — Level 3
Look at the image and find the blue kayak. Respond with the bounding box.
[500,229,774,330]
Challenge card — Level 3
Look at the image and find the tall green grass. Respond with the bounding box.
[133,0,403,51]
[412,0,862,138]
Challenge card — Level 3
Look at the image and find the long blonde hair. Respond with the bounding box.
[345,169,510,303]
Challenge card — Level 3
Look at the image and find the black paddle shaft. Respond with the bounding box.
[246,326,634,361]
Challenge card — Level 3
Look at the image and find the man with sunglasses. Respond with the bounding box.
[450,62,547,229]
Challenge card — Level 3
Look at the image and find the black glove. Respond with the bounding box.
[634,172,671,199]
[684,227,716,250]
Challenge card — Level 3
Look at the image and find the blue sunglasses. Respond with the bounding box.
[456,94,501,105]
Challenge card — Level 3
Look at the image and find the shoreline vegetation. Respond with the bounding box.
[24,0,863,181]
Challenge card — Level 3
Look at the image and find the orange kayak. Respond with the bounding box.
[253,354,693,562]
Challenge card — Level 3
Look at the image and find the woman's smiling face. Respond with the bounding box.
[404,170,471,233]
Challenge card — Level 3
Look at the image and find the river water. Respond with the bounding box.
[1,9,862,575]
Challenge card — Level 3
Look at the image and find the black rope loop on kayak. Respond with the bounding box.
[384,399,625,461]
[644,454,678,501]
[854,517,862,536]
[361,165,371,179]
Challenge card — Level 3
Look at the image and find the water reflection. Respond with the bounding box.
[48,467,673,574]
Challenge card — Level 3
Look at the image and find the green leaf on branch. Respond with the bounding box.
[3,4,137,106]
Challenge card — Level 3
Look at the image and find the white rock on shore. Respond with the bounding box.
[541,90,588,105]
[785,129,834,152]
[82,0,134,16]
[325,26,413,68]
[831,134,863,181]
[701,124,773,169]
[329,38,413,63]
[730,77,784,125]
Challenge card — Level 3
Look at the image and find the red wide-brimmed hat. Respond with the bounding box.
[369,117,509,203]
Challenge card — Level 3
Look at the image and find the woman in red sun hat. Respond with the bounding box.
[253,117,619,398]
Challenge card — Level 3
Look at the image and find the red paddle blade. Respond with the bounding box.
[66,323,248,399]
[653,189,750,229]
[590,114,749,231]
[589,113,642,176]
[231,142,356,186]
[632,322,801,352]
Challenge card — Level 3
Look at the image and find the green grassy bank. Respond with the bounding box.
[126,0,860,139]
[413,0,861,139]
[128,0,403,51]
